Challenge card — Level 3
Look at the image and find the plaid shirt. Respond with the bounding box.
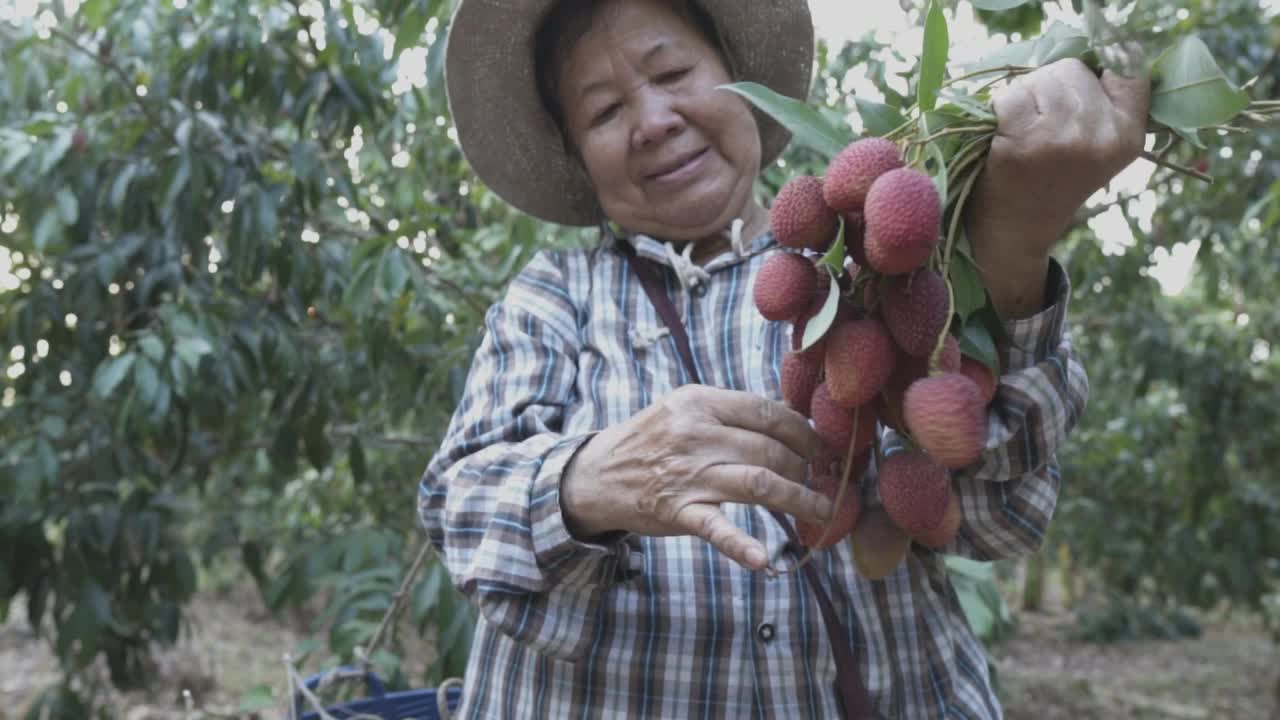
[417,230,1087,719]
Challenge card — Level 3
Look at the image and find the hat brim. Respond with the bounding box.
[444,0,815,227]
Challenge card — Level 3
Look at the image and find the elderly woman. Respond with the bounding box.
[418,0,1148,717]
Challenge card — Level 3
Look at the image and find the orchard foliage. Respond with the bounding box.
[0,0,1277,710]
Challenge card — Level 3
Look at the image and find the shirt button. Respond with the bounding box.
[756,623,776,643]
[692,282,709,298]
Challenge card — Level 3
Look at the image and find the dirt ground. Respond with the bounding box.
[1,585,1277,719]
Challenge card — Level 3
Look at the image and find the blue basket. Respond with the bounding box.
[294,668,462,720]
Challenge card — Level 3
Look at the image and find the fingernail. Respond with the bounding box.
[745,546,767,569]
[818,498,834,521]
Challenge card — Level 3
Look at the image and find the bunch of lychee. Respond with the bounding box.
[754,137,999,579]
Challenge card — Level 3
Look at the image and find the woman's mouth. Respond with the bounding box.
[648,148,710,183]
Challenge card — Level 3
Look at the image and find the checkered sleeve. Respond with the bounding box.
[942,258,1088,561]
[416,250,631,661]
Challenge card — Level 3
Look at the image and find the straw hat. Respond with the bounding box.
[444,0,815,227]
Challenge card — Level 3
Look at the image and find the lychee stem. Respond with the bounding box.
[941,64,1034,88]
[909,124,997,147]
[944,164,983,274]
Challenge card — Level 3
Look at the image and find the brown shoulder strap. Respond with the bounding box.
[618,240,879,720]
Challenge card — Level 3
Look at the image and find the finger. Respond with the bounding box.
[675,503,769,571]
[1100,63,1152,138]
[703,464,834,524]
[991,74,1040,136]
[699,425,809,485]
[688,386,823,460]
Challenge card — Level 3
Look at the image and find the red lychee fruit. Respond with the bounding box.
[863,168,942,276]
[771,175,840,251]
[823,137,904,214]
[824,318,897,409]
[811,383,880,456]
[904,372,988,469]
[879,450,952,536]
[781,350,823,417]
[851,505,911,580]
[879,334,959,433]
[797,463,867,549]
[753,252,817,321]
[913,488,962,550]
[959,356,998,405]
[882,269,950,358]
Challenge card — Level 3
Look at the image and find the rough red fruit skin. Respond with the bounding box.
[883,270,950,358]
[904,373,988,469]
[824,318,896,408]
[781,351,823,417]
[913,488,962,549]
[823,137,904,213]
[810,384,879,455]
[879,335,959,432]
[753,252,816,321]
[842,212,868,267]
[797,461,868,549]
[863,168,942,276]
[959,356,998,405]
[771,175,840,251]
[879,450,952,536]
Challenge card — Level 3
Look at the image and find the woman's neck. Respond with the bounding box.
[667,199,770,266]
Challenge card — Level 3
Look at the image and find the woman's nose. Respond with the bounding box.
[631,90,684,148]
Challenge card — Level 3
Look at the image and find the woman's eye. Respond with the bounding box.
[656,68,691,84]
[591,103,622,126]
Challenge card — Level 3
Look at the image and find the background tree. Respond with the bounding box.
[1,0,1277,714]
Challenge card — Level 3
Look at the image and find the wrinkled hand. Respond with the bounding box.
[967,58,1151,318]
[560,385,832,571]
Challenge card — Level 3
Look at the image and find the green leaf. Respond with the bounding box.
[55,188,78,225]
[394,4,431,57]
[958,320,999,375]
[164,156,190,210]
[819,228,846,275]
[92,354,136,399]
[967,21,1088,73]
[39,129,73,174]
[719,82,847,159]
[853,97,907,137]
[305,409,333,471]
[110,164,138,210]
[33,208,62,251]
[133,358,160,406]
[800,271,841,352]
[919,0,950,113]
[969,0,1036,9]
[925,141,948,205]
[256,190,278,241]
[38,416,66,440]
[349,436,367,485]
[948,251,986,321]
[137,334,165,362]
[80,0,109,29]
[1150,35,1251,130]
[238,685,276,713]
[174,336,213,369]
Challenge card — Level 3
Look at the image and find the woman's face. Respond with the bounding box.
[557,0,762,243]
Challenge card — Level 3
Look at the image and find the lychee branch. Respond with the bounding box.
[908,123,997,148]
[765,406,863,578]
